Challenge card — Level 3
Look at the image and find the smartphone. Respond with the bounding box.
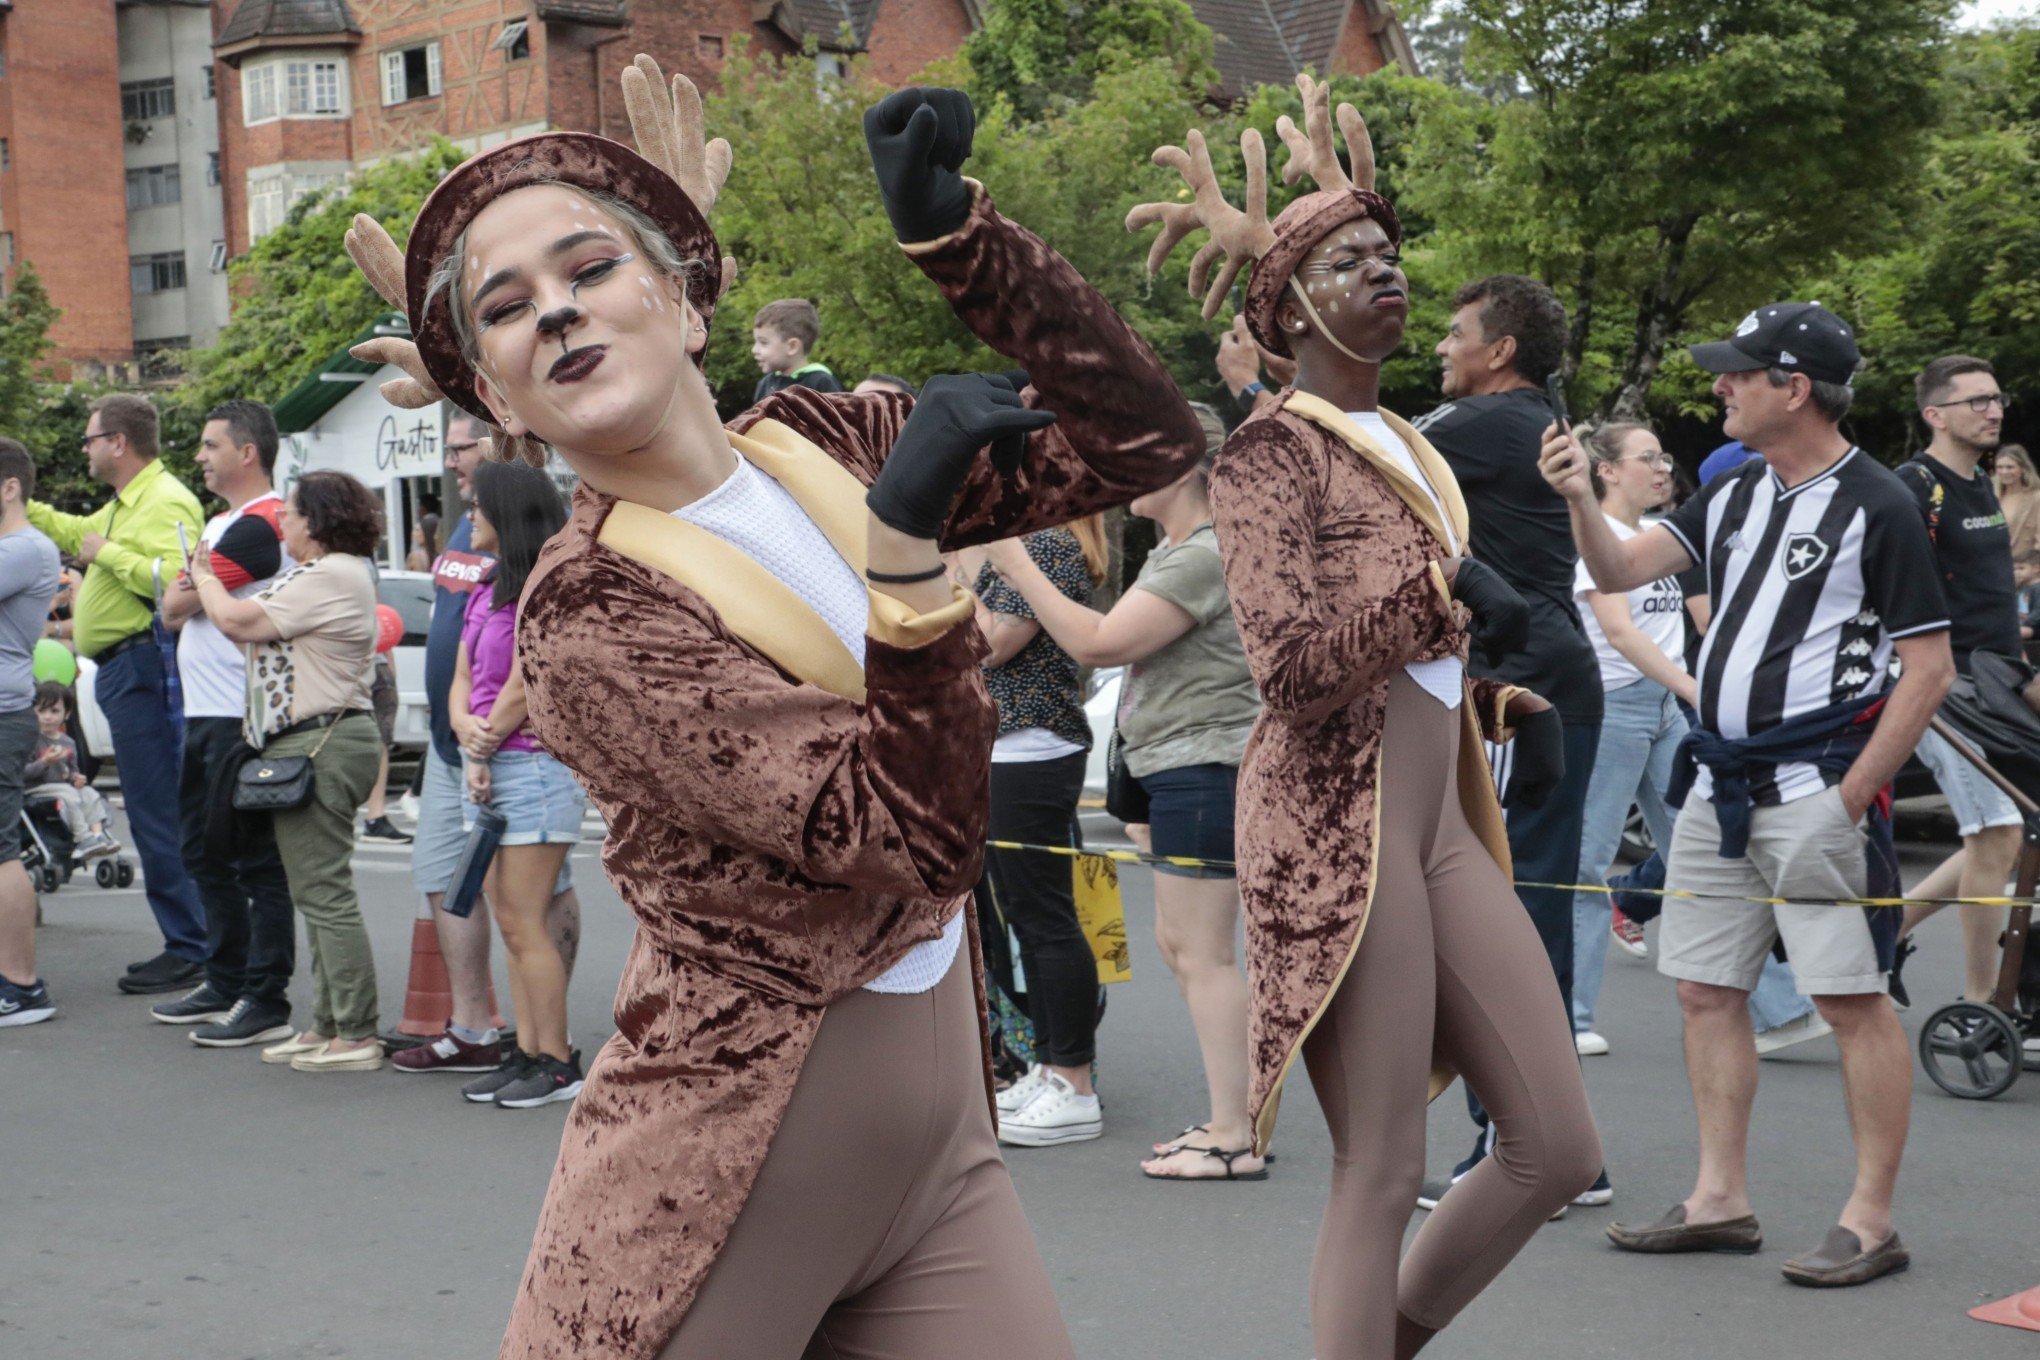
[176,522,194,575]
[1544,373,1572,435]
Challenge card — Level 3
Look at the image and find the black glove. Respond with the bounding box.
[1451,558,1530,666]
[864,87,976,243]
[985,370,1033,476]
[867,373,1057,539]
[1504,706,1565,811]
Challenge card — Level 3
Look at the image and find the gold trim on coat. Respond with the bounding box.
[594,420,973,703]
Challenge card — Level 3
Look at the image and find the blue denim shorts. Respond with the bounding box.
[464,748,587,846]
[1136,762,1238,879]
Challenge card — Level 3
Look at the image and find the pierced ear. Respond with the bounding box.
[471,370,528,439]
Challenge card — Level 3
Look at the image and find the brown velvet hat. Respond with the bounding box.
[403,132,722,424]
[342,54,731,425]
[1244,187,1400,360]
[1129,73,1397,362]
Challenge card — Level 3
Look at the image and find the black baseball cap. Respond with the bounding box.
[1689,302,1861,386]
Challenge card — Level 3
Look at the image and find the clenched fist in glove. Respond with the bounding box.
[1503,702,1565,811]
[864,87,977,244]
[1450,557,1531,666]
[867,373,1058,541]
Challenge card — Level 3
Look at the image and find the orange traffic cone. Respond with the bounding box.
[384,899,505,1044]
[1972,1284,2040,1332]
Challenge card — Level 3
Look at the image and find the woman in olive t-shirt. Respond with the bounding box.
[979,405,1264,1181]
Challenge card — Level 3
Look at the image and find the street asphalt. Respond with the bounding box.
[5,811,2038,1359]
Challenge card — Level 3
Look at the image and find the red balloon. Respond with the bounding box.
[375,603,403,654]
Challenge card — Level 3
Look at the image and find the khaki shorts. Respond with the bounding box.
[1659,784,1884,996]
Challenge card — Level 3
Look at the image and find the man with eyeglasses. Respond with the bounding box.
[26,394,206,993]
[389,410,580,1076]
[1889,355,2022,1009]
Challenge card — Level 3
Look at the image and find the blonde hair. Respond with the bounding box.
[1579,421,1653,501]
[1997,443,2036,490]
[1067,514,1110,589]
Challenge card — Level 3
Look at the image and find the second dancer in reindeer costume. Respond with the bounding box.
[345,59,1200,1360]
[1130,78,1602,1359]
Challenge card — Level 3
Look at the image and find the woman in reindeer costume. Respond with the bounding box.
[1129,77,1601,1358]
[345,59,1201,1360]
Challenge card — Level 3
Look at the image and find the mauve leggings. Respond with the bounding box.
[660,953,1074,1360]
[1301,675,1602,1357]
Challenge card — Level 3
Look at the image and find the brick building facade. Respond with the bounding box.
[0,2,138,367]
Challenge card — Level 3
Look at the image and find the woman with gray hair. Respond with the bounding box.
[980,403,1267,1180]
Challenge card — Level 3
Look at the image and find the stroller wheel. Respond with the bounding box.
[1919,1001,2022,1099]
[94,858,116,888]
[115,860,134,888]
[38,866,58,895]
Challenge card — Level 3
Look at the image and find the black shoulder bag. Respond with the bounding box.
[232,720,340,813]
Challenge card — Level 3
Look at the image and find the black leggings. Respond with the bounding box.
[976,751,1096,1067]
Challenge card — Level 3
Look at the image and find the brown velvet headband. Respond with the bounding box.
[404,132,722,424]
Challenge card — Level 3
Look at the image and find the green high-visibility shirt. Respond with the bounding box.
[28,459,204,660]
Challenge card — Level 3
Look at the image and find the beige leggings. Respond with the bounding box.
[660,954,1074,1360]
[1302,674,1603,1357]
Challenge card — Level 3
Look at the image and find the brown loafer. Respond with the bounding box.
[1607,1203,1762,1255]
[1780,1226,1909,1287]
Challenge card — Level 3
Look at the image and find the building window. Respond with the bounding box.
[138,339,191,380]
[131,252,188,295]
[248,171,342,242]
[121,78,177,121]
[1,233,12,269]
[207,152,220,186]
[0,139,8,172]
[125,163,182,210]
[492,20,531,61]
[203,64,216,100]
[244,63,277,123]
[381,43,443,105]
[209,241,228,273]
[699,34,725,60]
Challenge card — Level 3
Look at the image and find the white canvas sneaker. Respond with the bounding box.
[997,1072,1103,1147]
[995,1064,1048,1115]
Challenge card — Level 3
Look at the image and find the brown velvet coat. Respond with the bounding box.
[1206,392,1525,1157]
[501,187,1202,1360]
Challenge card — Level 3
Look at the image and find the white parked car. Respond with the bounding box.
[1082,666,1124,802]
[72,569,434,761]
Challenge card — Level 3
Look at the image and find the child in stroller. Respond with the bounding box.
[25,681,121,872]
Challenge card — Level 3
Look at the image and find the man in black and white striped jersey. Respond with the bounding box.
[1541,301,1953,1289]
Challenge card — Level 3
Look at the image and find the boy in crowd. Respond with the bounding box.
[27,681,118,860]
[750,298,843,402]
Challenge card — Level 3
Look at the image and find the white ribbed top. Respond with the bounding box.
[1349,411,1464,710]
[673,455,963,993]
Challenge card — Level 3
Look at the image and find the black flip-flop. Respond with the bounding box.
[1141,1144,1271,1183]
[1152,1124,1277,1163]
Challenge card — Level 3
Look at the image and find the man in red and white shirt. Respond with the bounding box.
[155,401,297,1046]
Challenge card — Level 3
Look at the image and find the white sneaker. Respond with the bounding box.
[1574,1031,1610,1057]
[997,1072,1103,1147]
[1755,1010,1833,1058]
[995,1064,1048,1115]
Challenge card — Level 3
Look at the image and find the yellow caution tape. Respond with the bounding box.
[985,840,2040,910]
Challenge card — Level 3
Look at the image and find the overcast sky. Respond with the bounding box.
[1960,0,2037,26]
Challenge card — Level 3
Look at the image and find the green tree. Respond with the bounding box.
[965,0,1218,120]
[1430,0,1957,420]
[0,262,61,453]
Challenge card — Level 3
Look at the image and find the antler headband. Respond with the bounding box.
[1129,74,1395,358]
[342,55,733,414]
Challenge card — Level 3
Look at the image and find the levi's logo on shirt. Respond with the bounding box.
[433,549,491,593]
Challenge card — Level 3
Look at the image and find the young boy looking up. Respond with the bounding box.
[750,298,843,402]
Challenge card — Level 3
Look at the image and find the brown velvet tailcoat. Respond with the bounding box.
[501,188,1201,1360]
[1206,392,1525,1157]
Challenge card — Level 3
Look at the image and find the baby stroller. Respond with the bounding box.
[1913,651,2040,1100]
[19,788,134,894]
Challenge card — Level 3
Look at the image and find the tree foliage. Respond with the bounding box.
[0,262,61,455]
[965,0,1218,120]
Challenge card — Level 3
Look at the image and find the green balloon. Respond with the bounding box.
[33,638,77,686]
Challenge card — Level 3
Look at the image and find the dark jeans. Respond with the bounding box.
[181,716,295,1009]
[1463,718,1601,1154]
[975,751,1097,1068]
[96,641,205,962]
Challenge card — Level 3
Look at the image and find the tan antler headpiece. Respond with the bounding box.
[343,54,731,425]
[1129,71,1400,359]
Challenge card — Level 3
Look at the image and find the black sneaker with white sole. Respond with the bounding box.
[463,1050,539,1104]
[495,1051,586,1109]
[0,975,54,1027]
[118,953,204,996]
[151,983,235,1024]
[189,999,294,1047]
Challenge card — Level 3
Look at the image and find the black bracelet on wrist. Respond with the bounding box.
[865,563,949,585]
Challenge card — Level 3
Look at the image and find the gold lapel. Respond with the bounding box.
[595,420,872,703]
[1282,392,1470,554]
